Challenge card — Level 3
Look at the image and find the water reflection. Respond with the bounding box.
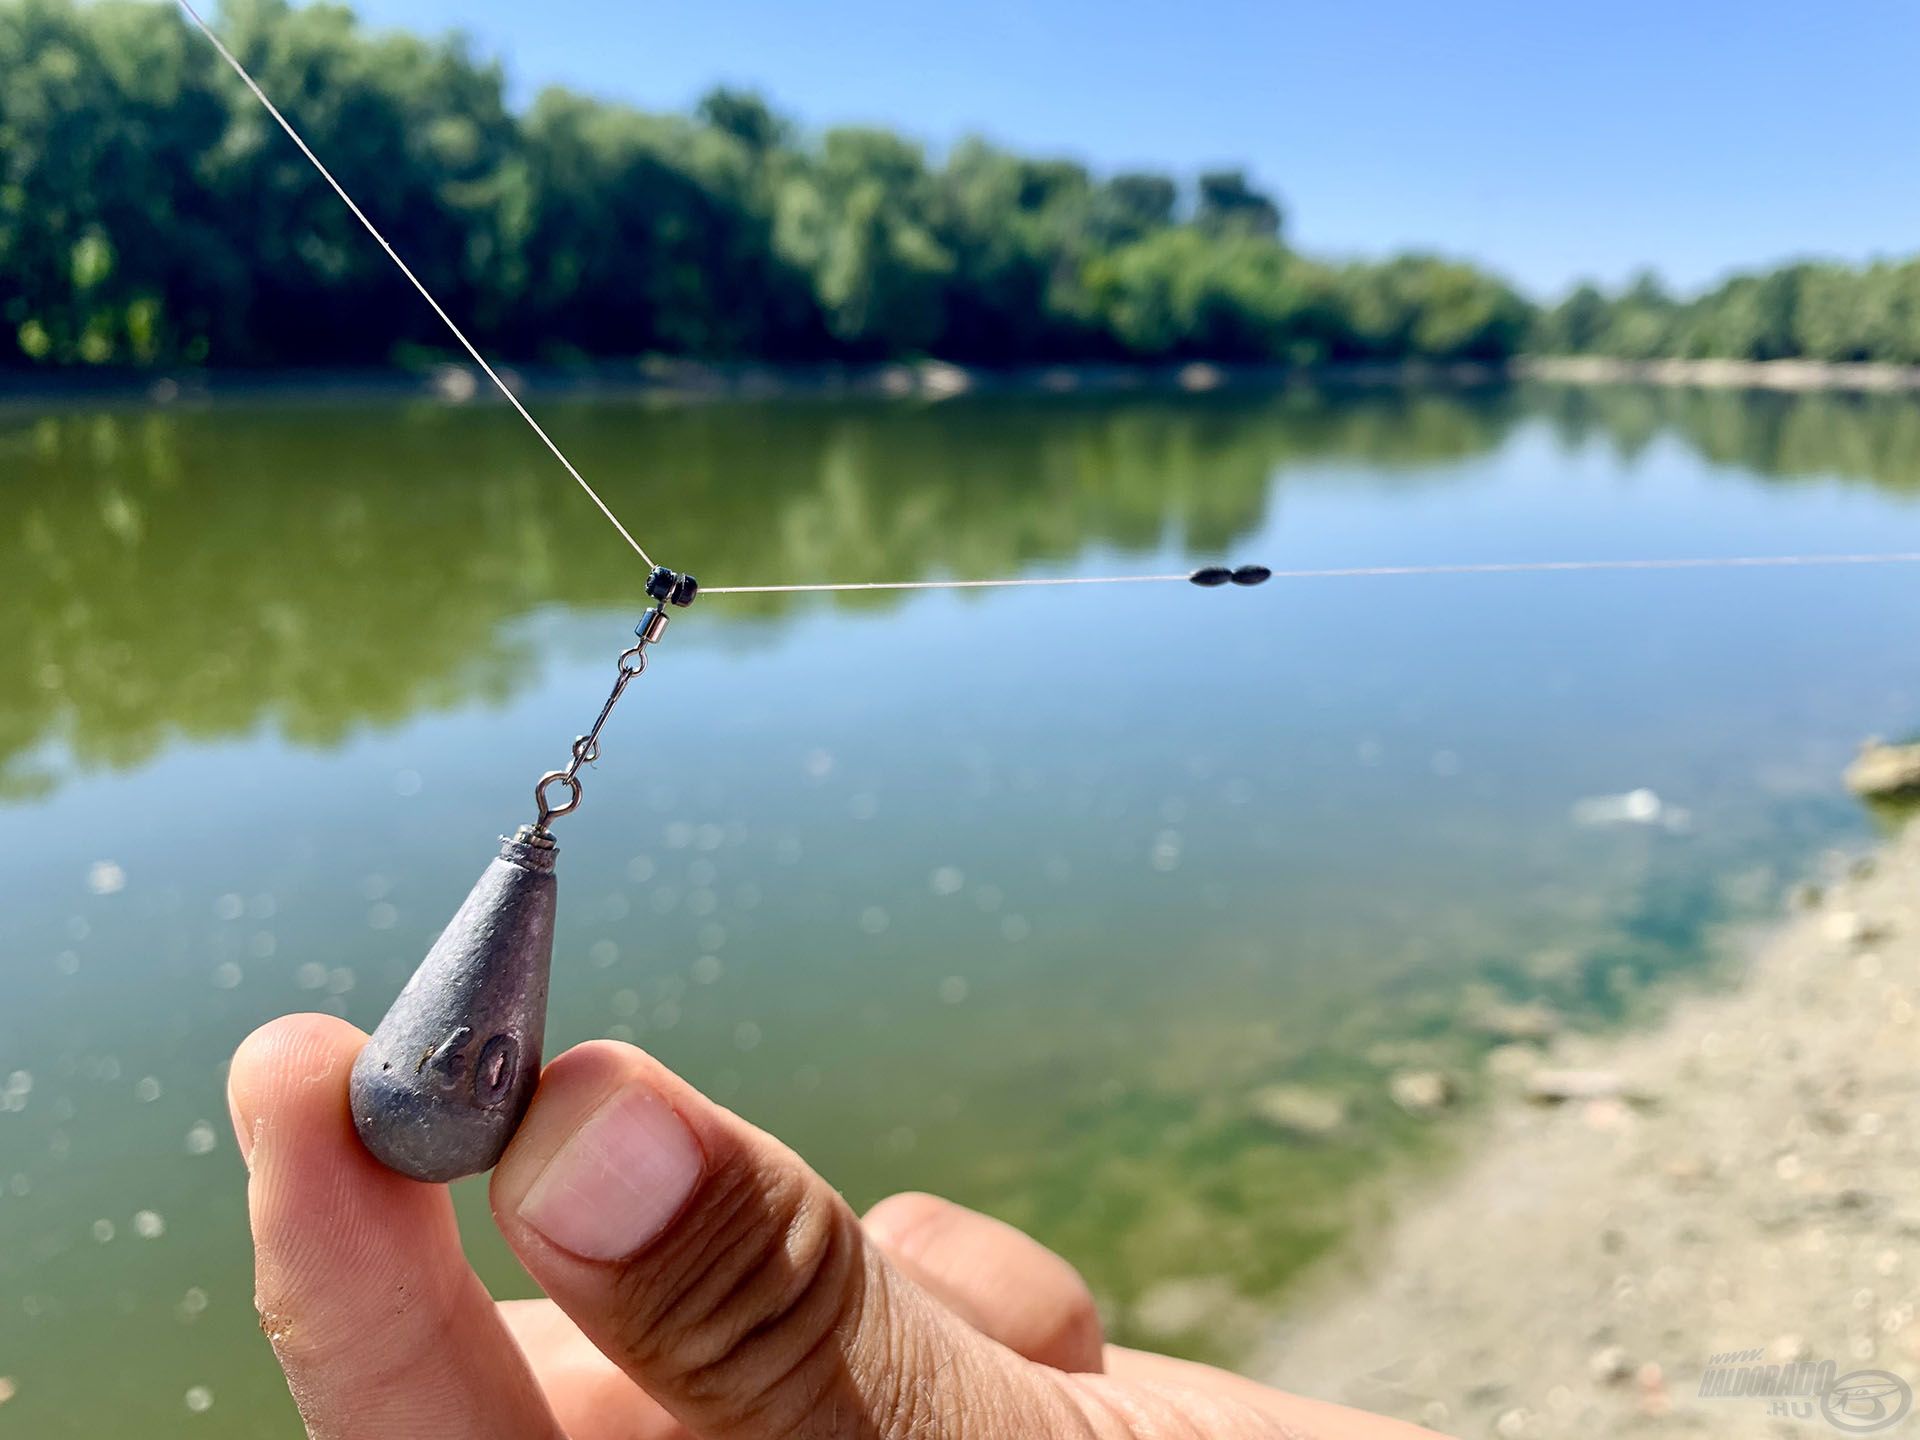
[1,389,1526,796]
[1537,382,1920,494]
[16,384,1920,803]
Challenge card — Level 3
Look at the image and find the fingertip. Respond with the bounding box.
[863,1192,1106,1374]
[532,1038,650,1099]
[861,1190,954,1255]
[228,1013,369,1165]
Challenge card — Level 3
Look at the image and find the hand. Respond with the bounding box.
[228,1015,1438,1439]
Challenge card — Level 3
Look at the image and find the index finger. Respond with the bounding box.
[230,1013,565,1439]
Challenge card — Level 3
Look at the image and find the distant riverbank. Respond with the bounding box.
[0,358,1513,411]
[13,353,1920,413]
[1518,354,1920,393]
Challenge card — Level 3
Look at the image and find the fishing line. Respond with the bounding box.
[172,0,656,571]
[702,551,1920,595]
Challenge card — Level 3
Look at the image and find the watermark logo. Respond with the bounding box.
[1698,1348,1912,1433]
[1822,1372,1913,1434]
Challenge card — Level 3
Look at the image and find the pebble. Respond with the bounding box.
[1588,1344,1632,1383]
[1471,1001,1563,1042]
[1248,1085,1348,1137]
[1824,910,1888,946]
[1388,1070,1454,1115]
[1769,1333,1811,1362]
[1523,1069,1635,1104]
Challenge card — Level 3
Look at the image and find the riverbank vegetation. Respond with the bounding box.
[11,0,1920,377]
[1534,264,1920,366]
[1,0,1535,370]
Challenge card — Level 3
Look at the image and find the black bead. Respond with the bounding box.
[645,565,677,601]
[670,573,699,607]
[1231,564,1272,586]
[1189,566,1233,587]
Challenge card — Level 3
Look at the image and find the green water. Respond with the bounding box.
[6,382,1920,1433]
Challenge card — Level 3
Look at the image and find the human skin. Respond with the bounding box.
[227,1014,1444,1440]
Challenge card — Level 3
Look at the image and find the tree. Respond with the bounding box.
[1089,173,1177,249]
[695,86,788,154]
[1195,169,1283,240]
[1534,282,1611,354]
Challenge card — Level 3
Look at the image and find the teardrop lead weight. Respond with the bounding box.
[350,834,558,1182]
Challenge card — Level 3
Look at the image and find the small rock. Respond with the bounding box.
[1844,739,1920,799]
[1389,1070,1455,1115]
[1583,1097,1632,1131]
[1824,911,1889,947]
[1636,1361,1671,1417]
[1484,1044,1541,1079]
[1130,1276,1236,1338]
[1663,1155,1713,1185]
[1470,1000,1563,1042]
[1247,1084,1348,1138]
[1524,1069,1645,1104]
[1589,1344,1633,1383]
[1769,1333,1811,1363]
[1789,881,1824,910]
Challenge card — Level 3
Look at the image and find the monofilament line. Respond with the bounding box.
[174,0,655,570]
[702,551,1920,595]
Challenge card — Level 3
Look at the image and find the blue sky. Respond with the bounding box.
[339,0,1920,298]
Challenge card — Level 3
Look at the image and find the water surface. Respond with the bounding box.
[5,383,1920,1432]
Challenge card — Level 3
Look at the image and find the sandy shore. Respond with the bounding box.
[10,355,1920,412]
[1259,821,1920,1438]
[1517,355,1920,393]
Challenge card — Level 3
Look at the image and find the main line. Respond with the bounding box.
[702,552,1920,595]
[174,0,656,570]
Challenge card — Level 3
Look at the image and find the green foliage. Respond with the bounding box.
[1195,168,1282,239]
[1087,229,1329,362]
[0,0,1532,369]
[1537,259,1920,365]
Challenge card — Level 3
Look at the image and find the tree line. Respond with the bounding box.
[1,0,1534,371]
[11,0,1920,375]
[1533,263,1920,365]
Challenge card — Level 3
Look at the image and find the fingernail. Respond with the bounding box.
[517,1084,704,1261]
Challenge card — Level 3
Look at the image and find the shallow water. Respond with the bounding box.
[5,383,1920,1431]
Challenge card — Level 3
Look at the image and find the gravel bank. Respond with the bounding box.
[1259,823,1920,1437]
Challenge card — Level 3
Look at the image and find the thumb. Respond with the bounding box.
[488,1041,1084,1440]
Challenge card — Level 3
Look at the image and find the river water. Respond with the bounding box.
[5,382,1920,1432]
